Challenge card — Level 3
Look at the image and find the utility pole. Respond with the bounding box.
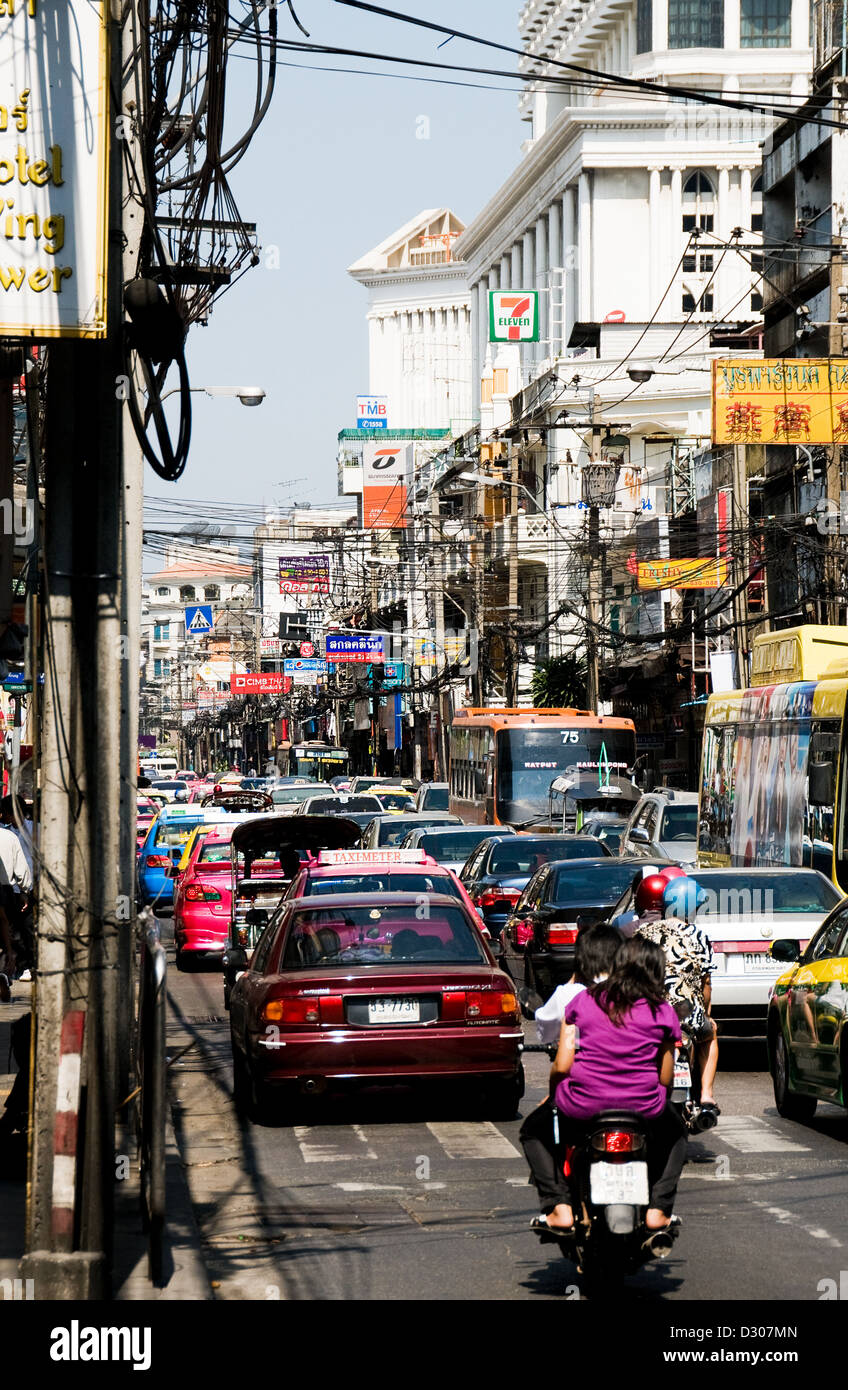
[25,0,135,1296]
[584,400,603,713]
[731,444,749,686]
[506,444,520,705]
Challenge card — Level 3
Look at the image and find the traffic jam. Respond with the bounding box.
[138,631,848,1300]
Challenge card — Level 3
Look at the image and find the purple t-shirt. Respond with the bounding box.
[555,990,681,1120]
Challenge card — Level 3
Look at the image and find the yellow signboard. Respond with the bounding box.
[0,0,109,338]
[712,359,848,445]
[637,558,729,590]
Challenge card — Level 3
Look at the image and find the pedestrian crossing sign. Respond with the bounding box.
[184,604,214,637]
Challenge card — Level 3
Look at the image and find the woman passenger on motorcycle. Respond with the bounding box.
[546,937,688,1234]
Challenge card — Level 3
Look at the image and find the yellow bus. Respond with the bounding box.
[698,626,848,891]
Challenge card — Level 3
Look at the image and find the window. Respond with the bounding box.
[682,288,714,312]
[683,252,714,272]
[156,587,170,597]
[668,0,723,48]
[153,622,170,642]
[741,0,791,47]
[637,0,652,52]
[682,171,715,233]
[153,658,171,680]
[751,291,763,312]
[204,585,220,601]
[179,585,196,602]
[751,174,763,232]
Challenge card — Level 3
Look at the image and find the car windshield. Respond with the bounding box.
[304,873,462,899]
[308,796,382,814]
[152,781,186,792]
[659,806,698,840]
[417,829,504,861]
[376,817,427,846]
[694,872,841,915]
[282,903,485,967]
[420,787,449,810]
[551,863,640,905]
[154,824,195,847]
[489,838,603,875]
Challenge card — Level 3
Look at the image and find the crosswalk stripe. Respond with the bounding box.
[425,1121,522,1160]
[713,1116,810,1154]
[293,1123,378,1163]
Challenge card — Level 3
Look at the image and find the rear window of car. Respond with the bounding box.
[154,824,194,847]
[551,863,640,905]
[308,797,382,814]
[418,829,503,860]
[281,903,485,967]
[304,872,462,899]
[198,841,233,864]
[272,787,316,805]
[658,806,698,840]
[489,838,601,874]
[420,787,450,810]
[152,781,186,792]
[376,818,421,846]
[695,873,841,914]
[375,793,415,811]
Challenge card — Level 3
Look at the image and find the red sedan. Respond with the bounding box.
[228,892,524,1123]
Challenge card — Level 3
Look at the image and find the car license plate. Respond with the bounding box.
[590,1160,649,1206]
[367,998,420,1024]
[741,952,780,973]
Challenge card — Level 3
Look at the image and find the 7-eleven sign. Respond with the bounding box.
[489,289,539,343]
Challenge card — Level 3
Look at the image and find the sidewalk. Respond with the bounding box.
[0,978,213,1302]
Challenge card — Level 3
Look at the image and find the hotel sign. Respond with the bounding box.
[0,0,109,337]
[712,359,848,445]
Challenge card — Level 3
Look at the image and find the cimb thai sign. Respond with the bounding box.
[0,0,109,338]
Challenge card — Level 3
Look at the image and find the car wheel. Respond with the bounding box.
[486,1065,525,1121]
[772,1031,817,1122]
[175,947,192,972]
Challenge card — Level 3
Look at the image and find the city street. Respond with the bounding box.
[161,916,848,1302]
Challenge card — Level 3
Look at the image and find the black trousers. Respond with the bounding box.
[520,1101,688,1217]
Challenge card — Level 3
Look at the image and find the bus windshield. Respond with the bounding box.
[292,748,349,778]
[496,727,636,823]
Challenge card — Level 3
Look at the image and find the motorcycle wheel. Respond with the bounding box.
[580,1231,629,1298]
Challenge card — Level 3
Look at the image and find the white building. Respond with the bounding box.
[347,209,472,434]
[253,506,358,649]
[445,0,813,687]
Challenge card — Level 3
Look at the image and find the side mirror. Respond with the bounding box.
[166,864,181,878]
[771,939,802,963]
[245,908,269,928]
[222,946,248,972]
[629,826,651,845]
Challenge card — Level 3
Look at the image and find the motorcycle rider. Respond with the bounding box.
[550,936,688,1233]
[634,874,719,1115]
[521,924,624,1232]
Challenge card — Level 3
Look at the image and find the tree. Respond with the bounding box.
[531,653,589,709]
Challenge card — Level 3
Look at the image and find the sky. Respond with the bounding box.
[144,0,523,557]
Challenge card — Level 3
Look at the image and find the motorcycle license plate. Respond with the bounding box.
[590,1161,649,1206]
[673,1060,691,1088]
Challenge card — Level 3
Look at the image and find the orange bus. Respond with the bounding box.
[449,708,637,827]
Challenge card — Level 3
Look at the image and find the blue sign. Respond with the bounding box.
[370,660,407,689]
[325,633,385,663]
[185,604,214,637]
[283,659,329,675]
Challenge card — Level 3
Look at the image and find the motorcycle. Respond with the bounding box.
[671,1011,719,1135]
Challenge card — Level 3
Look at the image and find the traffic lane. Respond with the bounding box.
[162,949,848,1301]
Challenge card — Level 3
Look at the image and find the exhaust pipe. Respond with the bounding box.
[299,1076,327,1095]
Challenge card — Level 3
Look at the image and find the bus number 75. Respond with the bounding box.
[561,731,580,744]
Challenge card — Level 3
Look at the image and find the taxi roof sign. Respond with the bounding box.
[317,849,429,866]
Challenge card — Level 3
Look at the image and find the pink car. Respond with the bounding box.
[173,826,235,969]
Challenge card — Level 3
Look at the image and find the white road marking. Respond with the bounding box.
[293,1124,378,1163]
[425,1121,522,1160]
[334,1183,405,1192]
[751,1200,842,1249]
[713,1116,810,1154]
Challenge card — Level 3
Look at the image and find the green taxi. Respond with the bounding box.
[767,903,848,1121]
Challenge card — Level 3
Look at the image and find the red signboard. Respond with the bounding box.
[230,672,284,695]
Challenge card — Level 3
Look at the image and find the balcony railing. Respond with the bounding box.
[490,512,555,561]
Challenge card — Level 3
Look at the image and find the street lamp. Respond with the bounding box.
[158,385,266,406]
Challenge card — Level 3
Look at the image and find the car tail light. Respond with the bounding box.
[591,1129,644,1154]
[146,854,171,868]
[318,994,344,1024]
[260,994,344,1026]
[444,990,520,1023]
[547,924,579,947]
[476,888,522,908]
[185,883,222,902]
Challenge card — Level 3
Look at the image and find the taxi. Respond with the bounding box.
[138,804,239,908]
[767,901,848,1120]
[136,796,159,856]
[228,890,523,1123]
[284,848,489,933]
[173,825,237,969]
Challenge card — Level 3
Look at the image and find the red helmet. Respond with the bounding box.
[659,865,686,884]
[634,873,669,916]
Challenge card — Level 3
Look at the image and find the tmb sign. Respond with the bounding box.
[356,395,388,430]
[230,672,284,694]
[488,290,539,343]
